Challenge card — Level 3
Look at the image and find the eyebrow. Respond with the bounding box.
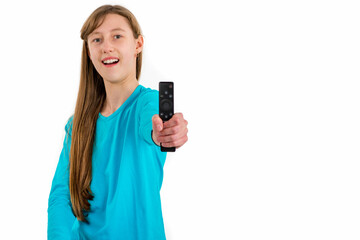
[90,27,126,36]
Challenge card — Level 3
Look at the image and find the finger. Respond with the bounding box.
[175,134,188,149]
[163,113,184,128]
[159,125,180,136]
[161,134,188,149]
[162,119,188,136]
[158,127,188,143]
[152,114,163,134]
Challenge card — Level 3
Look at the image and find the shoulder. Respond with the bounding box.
[136,85,159,107]
[138,85,159,100]
[65,115,74,136]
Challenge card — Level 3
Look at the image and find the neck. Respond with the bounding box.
[101,76,139,116]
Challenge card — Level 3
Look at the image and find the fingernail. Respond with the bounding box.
[157,125,162,131]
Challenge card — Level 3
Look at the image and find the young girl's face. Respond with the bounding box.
[87,14,143,83]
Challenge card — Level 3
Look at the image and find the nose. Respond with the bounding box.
[102,39,114,53]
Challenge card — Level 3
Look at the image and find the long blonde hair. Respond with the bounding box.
[69,4,143,223]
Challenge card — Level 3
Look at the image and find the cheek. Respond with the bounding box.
[121,49,137,65]
[88,50,102,72]
[89,51,100,67]
[88,46,99,61]
[119,42,136,59]
[88,48,94,61]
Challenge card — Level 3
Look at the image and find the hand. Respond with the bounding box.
[152,113,188,149]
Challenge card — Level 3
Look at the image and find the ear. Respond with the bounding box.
[135,35,144,56]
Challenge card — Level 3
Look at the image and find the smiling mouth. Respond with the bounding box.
[102,59,119,66]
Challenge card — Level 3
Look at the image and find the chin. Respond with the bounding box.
[103,74,127,83]
[103,77,122,83]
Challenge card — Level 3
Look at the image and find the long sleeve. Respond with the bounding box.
[137,90,160,145]
[47,116,76,239]
[137,89,167,170]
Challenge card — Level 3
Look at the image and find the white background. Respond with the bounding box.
[0,0,359,239]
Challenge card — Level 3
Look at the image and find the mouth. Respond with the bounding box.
[102,57,119,67]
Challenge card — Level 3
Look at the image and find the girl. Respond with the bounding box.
[48,5,188,239]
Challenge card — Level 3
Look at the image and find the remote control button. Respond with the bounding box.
[165,115,168,119]
[160,112,164,117]
[169,113,173,117]
[160,99,172,111]
[164,90,168,95]
[169,94,172,98]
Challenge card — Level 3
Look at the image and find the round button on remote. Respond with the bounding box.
[160,99,172,111]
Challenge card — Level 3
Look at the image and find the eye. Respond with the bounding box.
[92,38,101,43]
[114,35,122,39]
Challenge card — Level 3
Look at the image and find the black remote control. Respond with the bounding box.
[159,82,176,152]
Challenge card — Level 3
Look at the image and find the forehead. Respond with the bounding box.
[91,14,131,35]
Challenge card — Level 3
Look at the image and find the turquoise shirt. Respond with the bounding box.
[48,85,167,239]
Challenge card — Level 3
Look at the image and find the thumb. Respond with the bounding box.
[152,114,163,134]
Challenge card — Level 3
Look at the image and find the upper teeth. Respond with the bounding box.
[103,59,118,64]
